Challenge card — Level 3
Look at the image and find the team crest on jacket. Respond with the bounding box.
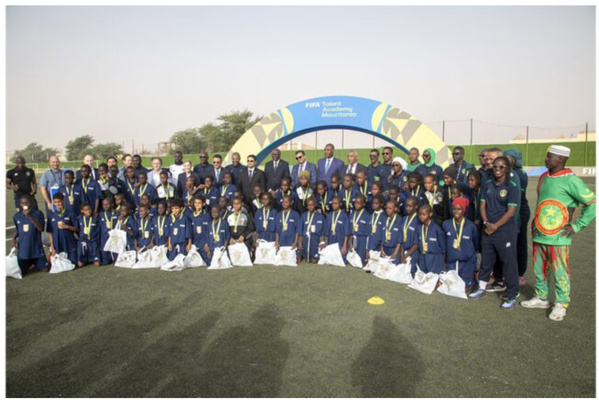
[535,199,568,236]
[499,189,507,197]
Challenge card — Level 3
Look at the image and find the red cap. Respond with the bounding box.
[452,197,470,211]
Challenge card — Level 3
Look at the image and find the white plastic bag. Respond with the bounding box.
[347,249,363,268]
[160,253,186,271]
[373,257,395,280]
[317,244,346,267]
[132,248,155,269]
[385,260,413,284]
[437,264,468,299]
[103,222,127,254]
[150,245,168,268]
[49,252,76,274]
[114,250,137,268]
[228,242,253,267]
[274,246,297,267]
[184,245,207,268]
[6,248,22,280]
[208,247,233,270]
[408,267,439,295]
[254,240,277,265]
[364,250,381,273]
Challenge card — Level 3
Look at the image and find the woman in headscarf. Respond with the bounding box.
[504,148,531,286]
[387,157,409,191]
[416,148,443,184]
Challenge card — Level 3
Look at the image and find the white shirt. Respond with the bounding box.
[151,169,162,187]
[347,163,356,174]
[169,164,184,185]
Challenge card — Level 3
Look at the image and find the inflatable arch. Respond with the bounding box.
[225,95,451,168]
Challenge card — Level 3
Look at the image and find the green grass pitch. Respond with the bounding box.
[5,177,596,397]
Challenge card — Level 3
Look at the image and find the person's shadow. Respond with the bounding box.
[351,316,423,397]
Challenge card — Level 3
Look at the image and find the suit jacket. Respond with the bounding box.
[342,163,367,179]
[147,168,171,188]
[316,157,345,186]
[176,171,200,198]
[193,162,213,183]
[291,161,317,188]
[76,168,99,181]
[238,168,266,204]
[264,159,290,191]
[208,167,226,187]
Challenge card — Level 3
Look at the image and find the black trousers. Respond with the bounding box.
[480,223,519,300]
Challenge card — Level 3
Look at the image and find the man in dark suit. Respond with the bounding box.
[75,154,99,181]
[238,154,266,205]
[264,148,290,192]
[193,151,212,184]
[210,154,226,188]
[291,150,317,188]
[343,150,367,178]
[176,160,200,198]
[316,143,345,186]
[225,152,246,186]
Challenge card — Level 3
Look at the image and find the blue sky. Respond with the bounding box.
[6,6,595,152]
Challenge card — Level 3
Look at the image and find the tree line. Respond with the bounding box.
[10,110,261,163]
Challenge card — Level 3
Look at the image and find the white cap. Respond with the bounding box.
[548,145,571,157]
[392,157,407,169]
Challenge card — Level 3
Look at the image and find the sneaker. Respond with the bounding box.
[549,303,567,321]
[501,298,518,310]
[520,297,550,309]
[499,292,520,301]
[519,276,526,286]
[486,282,506,292]
[469,288,486,299]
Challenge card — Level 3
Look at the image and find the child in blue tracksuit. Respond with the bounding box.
[299,196,325,263]
[400,196,421,276]
[368,182,385,214]
[367,195,386,252]
[322,197,351,262]
[219,172,237,204]
[133,173,156,209]
[340,174,359,214]
[354,171,372,211]
[167,198,192,260]
[275,195,301,253]
[135,194,156,222]
[58,170,81,216]
[98,198,119,265]
[123,166,138,207]
[76,165,104,216]
[443,197,479,290]
[274,177,298,211]
[189,195,211,263]
[255,193,277,243]
[381,200,403,264]
[152,201,170,247]
[12,196,47,274]
[136,204,154,250]
[349,195,371,265]
[205,205,231,264]
[47,192,78,265]
[117,203,138,252]
[417,203,446,274]
[76,203,101,267]
[315,181,334,216]
[201,176,219,209]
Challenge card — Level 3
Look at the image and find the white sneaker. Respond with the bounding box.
[549,303,567,321]
[520,297,550,309]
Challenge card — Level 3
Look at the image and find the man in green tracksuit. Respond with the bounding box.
[521,145,596,321]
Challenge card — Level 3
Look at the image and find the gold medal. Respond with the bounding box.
[23,224,29,232]
[214,234,220,242]
[452,218,465,251]
[353,223,358,232]
[422,223,430,253]
[453,239,459,249]
[310,225,316,233]
[281,210,291,232]
[423,242,428,253]
[69,195,74,205]
[145,231,150,239]
[173,228,179,235]
[197,226,202,234]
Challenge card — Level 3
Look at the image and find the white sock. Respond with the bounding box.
[479,281,487,290]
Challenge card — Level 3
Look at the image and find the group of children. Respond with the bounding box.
[13,160,487,294]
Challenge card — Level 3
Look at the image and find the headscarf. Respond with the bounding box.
[503,149,523,169]
[424,148,436,167]
[452,197,470,211]
[392,157,407,170]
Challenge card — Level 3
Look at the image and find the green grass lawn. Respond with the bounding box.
[5,178,596,397]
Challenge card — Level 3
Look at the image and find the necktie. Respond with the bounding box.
[274,161,278,170]
[249,169,253,180]
[216,169,220,183]
[325,159,331,174]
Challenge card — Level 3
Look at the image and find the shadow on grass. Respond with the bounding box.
[6,295,195,398]
[351,316,423,397]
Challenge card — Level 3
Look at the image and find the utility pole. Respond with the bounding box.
[584,122,589,166]
[525,126,529,166]
[469,119,474,164]
[442,120,445,142]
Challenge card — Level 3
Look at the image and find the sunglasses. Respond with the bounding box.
[423,154,431,158]
[296,156,303,160]
[382,152,390,155]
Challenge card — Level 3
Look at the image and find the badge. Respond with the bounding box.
[144,231,150,239]
[196,226,202,234]
[206,199,210,205]
[500,189,507,197]
[423,242,428,253]
[353,223,358,232]
[453,239,459,249]
[283,223,288,232]
[214,234,220,242]
[23,224,29,232]
[173,228,178,235]
[310,226,316,233]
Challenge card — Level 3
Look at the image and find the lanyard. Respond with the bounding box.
[421,223,430,252]
[141,217,150,234]
[371,210,382,234]
[83,216,92,236]
[385,214,397,241]
[221,185,228,196]
[352,209,364,231]
[157,215,166,237]
[104,211,113,230]
[163,185,172,199]
[204,187,210,195]
[359,182,368,196]
[403,213,416,242]
[428,186,437,207]
[411,185,420,197]
[321,192,328,213]
[453,218,465,248]
[138,183,148,197]
[51,169,62,184]
[344,189,351,211]
[212,219,222,239]
[82,178,89,194]
[193,210,204,218]
[262,208,270,229]
[171,213,181,224]
[233,211,242,231]
[331,210,341,235]
[126,180,135,193]
[282,210,291,230]
[306,211,315,233]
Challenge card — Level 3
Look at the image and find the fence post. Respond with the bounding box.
[525,125,529,167]
[469,119,474,164]
[442,120,445,142]
[584,122,589,167]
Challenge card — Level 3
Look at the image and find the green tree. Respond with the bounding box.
[215,110,261,151]
[11,143,59,163]
[200,123,227,153]
[169,128,206,154]
[65,135,95,161]
[91,143,124,160]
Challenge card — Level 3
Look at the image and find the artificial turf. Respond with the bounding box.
[5,178,596,397]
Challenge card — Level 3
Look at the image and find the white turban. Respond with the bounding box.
[392,157,407,169]
[548,145,571,157]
